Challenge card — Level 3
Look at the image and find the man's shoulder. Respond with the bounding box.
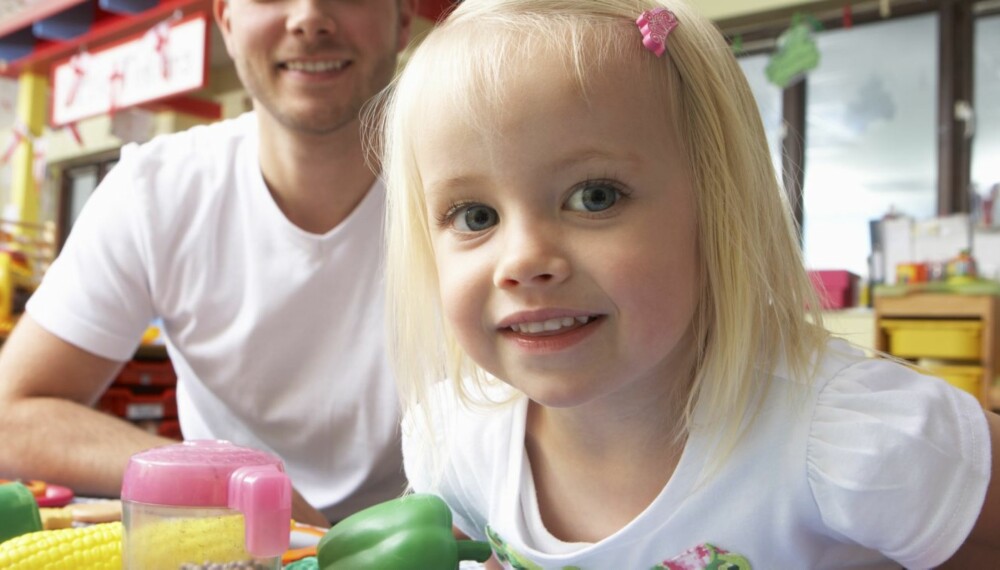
[122,112,255,168]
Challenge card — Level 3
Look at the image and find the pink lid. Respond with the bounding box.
[121,440,285,507]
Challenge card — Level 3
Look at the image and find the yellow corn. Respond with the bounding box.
[0,521,122,569]
[0,514,261,569]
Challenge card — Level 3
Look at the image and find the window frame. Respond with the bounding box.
[723,0,989,233]
[57,153,119,252]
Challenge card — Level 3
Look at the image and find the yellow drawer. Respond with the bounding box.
[921,364,982,398]
[881,319,982,360]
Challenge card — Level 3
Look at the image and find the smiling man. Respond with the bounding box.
[0,0,416,526]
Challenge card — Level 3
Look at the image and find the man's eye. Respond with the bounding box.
[454,204,499,232]
[566,182,622,212]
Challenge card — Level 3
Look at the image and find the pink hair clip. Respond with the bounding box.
[636,7,679,57]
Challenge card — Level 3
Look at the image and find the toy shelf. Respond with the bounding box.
[874,293,999,411]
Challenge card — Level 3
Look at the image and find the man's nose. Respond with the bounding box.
[287,0,336,41]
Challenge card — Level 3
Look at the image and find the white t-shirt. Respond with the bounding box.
[404,340,991,569]
[28,113,405,521]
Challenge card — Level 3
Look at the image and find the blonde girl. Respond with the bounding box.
[375,0,999,567]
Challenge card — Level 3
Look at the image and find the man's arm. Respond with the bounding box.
[0,315,172,497]
[939,409,1000,567]
[0,315,334,527]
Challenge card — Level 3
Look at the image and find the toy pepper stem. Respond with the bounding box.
[457,540,493,563]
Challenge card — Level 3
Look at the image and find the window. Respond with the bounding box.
[59,158,118,251]
[801,14,939,277]
[737,53,784,177]
[972,14,1000,202]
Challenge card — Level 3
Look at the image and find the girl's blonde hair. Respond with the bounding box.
[373,0,829,466]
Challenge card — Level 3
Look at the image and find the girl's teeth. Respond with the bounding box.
[512,316,592,334]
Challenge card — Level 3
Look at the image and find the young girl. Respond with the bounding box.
[374,0,999,567]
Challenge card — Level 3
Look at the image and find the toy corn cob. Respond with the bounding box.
[0,514,259,569]
[0,521,122,569]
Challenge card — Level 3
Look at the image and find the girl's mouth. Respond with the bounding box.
[506,315,599,336]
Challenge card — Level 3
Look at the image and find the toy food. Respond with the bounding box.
[39,507,74,530]
[0,478,75,507]
[69,500,123,523]
[0,521,122,569]
[285,556,319,570]
[316,493,492,570]
[0,482,43,544]
[0,479,46,497]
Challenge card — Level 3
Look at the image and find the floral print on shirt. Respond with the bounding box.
[484,526,749,570]
[654,543,751,570]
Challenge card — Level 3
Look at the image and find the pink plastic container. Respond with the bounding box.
[121,440,291,570]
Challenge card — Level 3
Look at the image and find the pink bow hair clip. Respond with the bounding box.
[636,7,679,57]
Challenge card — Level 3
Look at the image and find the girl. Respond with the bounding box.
[374,0,999,567]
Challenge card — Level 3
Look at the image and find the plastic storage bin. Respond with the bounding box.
[881,319,982,360]
[98,388,177,420]
[921,363,982,398]
[808,270,860,310]
[116,359,177,387]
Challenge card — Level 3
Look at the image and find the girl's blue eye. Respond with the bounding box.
[454,204,499,232]
[566,182,621,212]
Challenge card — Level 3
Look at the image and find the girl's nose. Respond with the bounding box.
[287,0,336,41]
[493,229,571,290]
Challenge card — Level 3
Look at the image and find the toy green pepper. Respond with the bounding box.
[0,483,42,544]
[317,493,492,570]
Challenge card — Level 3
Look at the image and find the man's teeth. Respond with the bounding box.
[284,60,345,72]
[510,316,592,334]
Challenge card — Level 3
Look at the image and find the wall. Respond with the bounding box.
[696,0,823,20]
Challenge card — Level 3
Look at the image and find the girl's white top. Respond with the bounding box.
[403,340,990,569]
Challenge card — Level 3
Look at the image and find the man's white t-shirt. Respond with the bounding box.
[404,340,991,569]
[28,113,405,520]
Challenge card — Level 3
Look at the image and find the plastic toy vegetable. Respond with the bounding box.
[317,493,492,569]
[285,556,319,570]
[0,482,42,544]
[0,521,122,569]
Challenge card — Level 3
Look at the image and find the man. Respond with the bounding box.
[0,0,416,526]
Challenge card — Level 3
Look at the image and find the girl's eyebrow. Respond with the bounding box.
[423,174,487,196]
[545,147,642,171]
[422,147,642,196]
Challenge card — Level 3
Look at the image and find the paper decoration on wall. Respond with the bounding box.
[730,35,744,55]
[110,107,155,144]
[144,19,174,80]
[0,119,53,186]
[0,120,32,165]
[0,78,16,127]
[844,75,896,135]
[64,52,91,107]
[50,13,207,127]
[765,14,821,88]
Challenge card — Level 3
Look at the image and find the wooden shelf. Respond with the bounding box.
[874,293,999,411]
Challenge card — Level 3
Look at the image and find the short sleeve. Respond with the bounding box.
[806,357,990,569]
[27,148,155,360]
